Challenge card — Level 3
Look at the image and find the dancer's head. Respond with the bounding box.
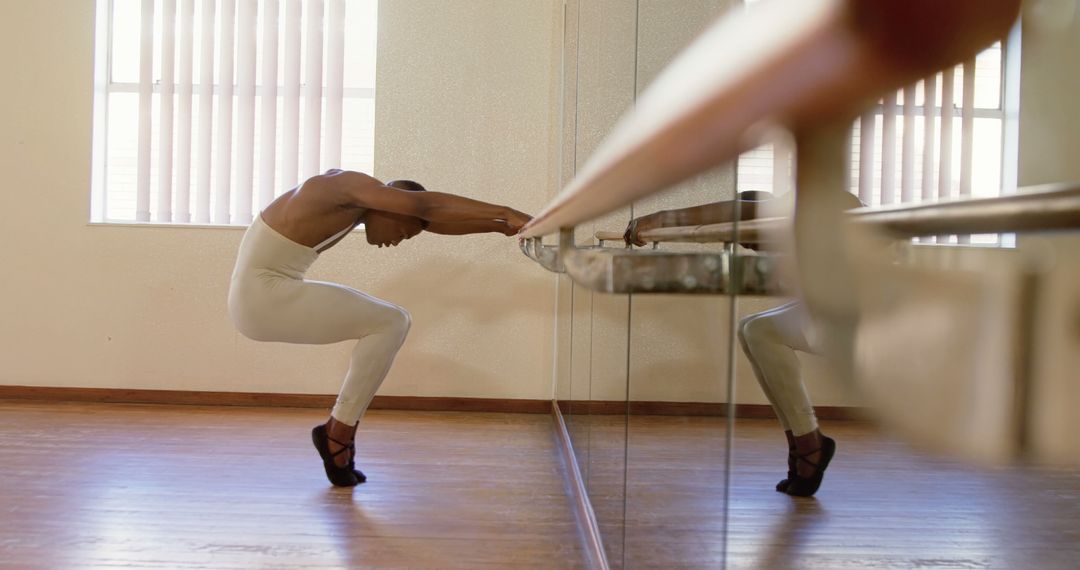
[365,180,429,247]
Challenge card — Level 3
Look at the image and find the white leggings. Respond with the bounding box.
[737,301,819,436]
[228,216,410,425]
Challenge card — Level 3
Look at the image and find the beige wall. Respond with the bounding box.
[0,0,563,401]
[1019,1,1080,187]
[1018,2,1080,462]
[2,0,1075,413]
[553,0,860,407]
[626,0,847,408]
[564,0,639,403]
[557,0,1080,410]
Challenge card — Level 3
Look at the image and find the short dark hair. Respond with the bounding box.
[387,179,427,192]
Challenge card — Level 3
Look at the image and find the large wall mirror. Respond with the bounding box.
[554,1,744,566]
[548,1,1080,569]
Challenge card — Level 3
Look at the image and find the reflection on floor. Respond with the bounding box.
[564,414,1080,569]
[565,411,636,565]
[6,401,1078,569]
[0,401,584,569]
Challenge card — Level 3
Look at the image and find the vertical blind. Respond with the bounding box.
[737,38,1018,245]
[91,0,378,225]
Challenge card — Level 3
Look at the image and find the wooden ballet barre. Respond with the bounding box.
[527,179,1079,293]
[593,218,786,245]
[519,0,1019,239]
[590,182,1080,245]
[849,182,1080,237]
[519,0,1019,298]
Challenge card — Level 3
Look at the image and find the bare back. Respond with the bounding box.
[260,172,380,252]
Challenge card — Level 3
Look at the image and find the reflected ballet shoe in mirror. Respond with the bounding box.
[785,435,836,497]
[311,424,362,487]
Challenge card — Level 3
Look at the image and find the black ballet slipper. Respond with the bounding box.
[775,448,797,493]
[311,424,363,487]
[785,435,836,497]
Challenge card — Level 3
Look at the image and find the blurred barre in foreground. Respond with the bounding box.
[520,0,1080,465]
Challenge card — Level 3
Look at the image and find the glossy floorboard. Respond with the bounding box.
[0,401,585,569]
[6,400,1079,569]
[562,413,1080,569]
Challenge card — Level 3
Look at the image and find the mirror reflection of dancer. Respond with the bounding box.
[228,169,531,487]
[624,190,862,497]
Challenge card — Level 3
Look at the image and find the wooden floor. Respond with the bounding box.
[728,419,1080,570]
[0,401,585,569]
[5,401,1080,569]
[563,413,1080,569]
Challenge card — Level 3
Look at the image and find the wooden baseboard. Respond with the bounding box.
[0,386,551,414]
[556,399,867,420]
[0,386,866,420]
[369,395,550,414]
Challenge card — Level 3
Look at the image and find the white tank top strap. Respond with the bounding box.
[313,224,356,252]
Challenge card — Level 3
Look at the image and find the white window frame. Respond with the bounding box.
[90,0,377,226]
[736,20,1021,247]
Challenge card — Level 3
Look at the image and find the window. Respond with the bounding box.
[91,0,378,225]
[737,4,1021,246]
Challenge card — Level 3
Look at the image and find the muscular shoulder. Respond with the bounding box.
[300,169,382,207]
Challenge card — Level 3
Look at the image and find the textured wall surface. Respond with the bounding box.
[0,0,562,401]
[1,0,1072,412]
[1018,2,1080,462]
[554,0,859,406]
[1019,1,1080,187]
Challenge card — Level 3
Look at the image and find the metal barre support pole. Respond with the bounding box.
[519,236,566,273]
